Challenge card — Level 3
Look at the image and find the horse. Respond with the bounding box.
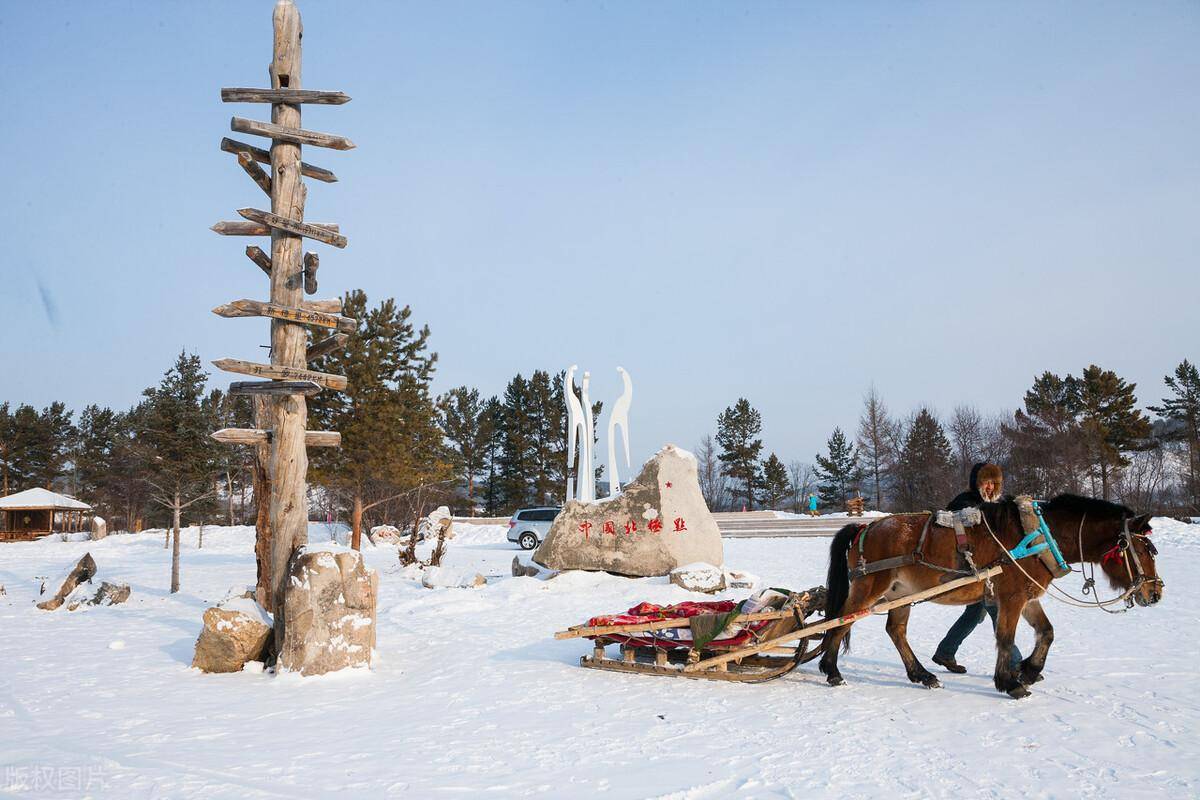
[818,494,1163,699]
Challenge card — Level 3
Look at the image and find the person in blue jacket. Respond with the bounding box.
[807,493,819,517]
[931,463,1024,674]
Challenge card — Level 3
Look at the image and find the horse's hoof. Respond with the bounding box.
[1007,685,1032,699]
[1019,670,1045,685]
[827,675,845,687]
[921,675,942,689]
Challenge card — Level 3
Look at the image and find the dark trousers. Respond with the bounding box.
[935,601,1023,667]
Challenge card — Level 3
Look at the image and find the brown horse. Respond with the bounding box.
[818,494,1163,699]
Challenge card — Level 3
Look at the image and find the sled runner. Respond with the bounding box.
[555,567,1002,683]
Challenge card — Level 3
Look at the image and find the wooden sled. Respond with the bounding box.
[556,566,1003,683]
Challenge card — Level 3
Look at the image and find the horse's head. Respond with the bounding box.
[1097,512,1163,607]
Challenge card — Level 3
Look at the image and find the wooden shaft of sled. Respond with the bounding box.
[683,566,1003,673]
[554,608,801,640]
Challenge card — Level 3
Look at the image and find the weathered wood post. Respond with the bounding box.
[210,0,353,647]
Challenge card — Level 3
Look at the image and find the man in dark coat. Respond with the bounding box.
[931,463,1024,674]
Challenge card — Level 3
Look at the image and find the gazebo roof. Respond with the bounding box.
[0,488,92,511]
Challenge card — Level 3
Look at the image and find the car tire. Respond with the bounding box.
[519,532,538,550]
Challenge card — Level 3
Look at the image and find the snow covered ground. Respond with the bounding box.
[1,519,1197,799]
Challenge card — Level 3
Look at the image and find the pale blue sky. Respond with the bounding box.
[1,1,1197,467]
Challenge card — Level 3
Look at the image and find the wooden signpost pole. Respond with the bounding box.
[210,0,351,650]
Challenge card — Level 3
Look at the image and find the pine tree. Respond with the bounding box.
[759,453,793,510]
[76,405,122,518]
[137,352,220,593]
[815,427,860,509]
[1077,365,1152,500]
[0,402,13,495]
[1150,359,1200,509]
[894,409,955,511]
[716,399,764,510]
[438,386,486,501]
[1003,372,1087,497]
[527,370,566,505]
[496,374,535,509]
[309,291,453,547]
[478,397,503,514]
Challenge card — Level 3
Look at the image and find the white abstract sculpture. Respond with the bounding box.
[607,367,633,496]
[579,371,595,502]
[564,364,633,502]
[565,365,586,501]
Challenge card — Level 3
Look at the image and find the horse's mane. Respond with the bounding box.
[1041,493,1132,519]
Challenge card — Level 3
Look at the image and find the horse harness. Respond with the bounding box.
[1083,515,1162,610]
[847,511,996,584]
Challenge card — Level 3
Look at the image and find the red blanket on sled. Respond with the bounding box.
[586,600,760,649]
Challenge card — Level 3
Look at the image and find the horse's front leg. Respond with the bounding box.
[885,605,940,689]
[1018,598,1053,685]
[820,577,886,687]
[992,597,1030,699]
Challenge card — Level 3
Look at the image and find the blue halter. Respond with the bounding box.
[1008,500,1069,572]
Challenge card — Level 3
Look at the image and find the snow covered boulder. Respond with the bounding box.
[724,569,758,591]
[421,506,454,541]
[534,444,724,577]
[669,562,726,594]
[420,566,486,589]
[91,515,108,541]
[369,524,402,545]
[192,597,273,674]
[37,553,97,610]
[278,546,377,676]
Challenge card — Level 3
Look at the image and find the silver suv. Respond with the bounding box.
[507,507,560,550]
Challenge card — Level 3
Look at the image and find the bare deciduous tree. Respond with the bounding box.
[856,386,899,511]
[696,435,727,511]
[949,404,985,482]
[788,460,816,513]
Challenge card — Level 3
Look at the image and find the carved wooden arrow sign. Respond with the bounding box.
[301,298,342,314]
[212,220,339,237]
[231,117,356,150]
[212,299,355,332]
[237,151,272,196]
[228,380,322,397]
[212,428,341,447]
[236,208,347,248]
[220,137,336,183]
[212,359,348,391]
[221,87,351,105]
[306,333,349,362]
[245,246,272,275]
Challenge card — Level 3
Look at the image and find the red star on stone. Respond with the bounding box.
[665,482,673,488]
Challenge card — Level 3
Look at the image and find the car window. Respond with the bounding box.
[522,509,558,522]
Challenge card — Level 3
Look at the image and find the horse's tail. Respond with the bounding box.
[825,523,859,653]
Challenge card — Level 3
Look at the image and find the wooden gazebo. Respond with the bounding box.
[0,488,92,542]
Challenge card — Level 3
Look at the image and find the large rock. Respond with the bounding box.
[192,597,273,673]
[420,506,454,541]
[669,562,726,594]
[278,546,378,676]
[37,553,97,610]
[368,524,402,545]
[534,444,724,577]
[65,580,131,611]
[91,516,108,541]
[420,566,486,589]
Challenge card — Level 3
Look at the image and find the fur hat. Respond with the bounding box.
[973,463,1003,502]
